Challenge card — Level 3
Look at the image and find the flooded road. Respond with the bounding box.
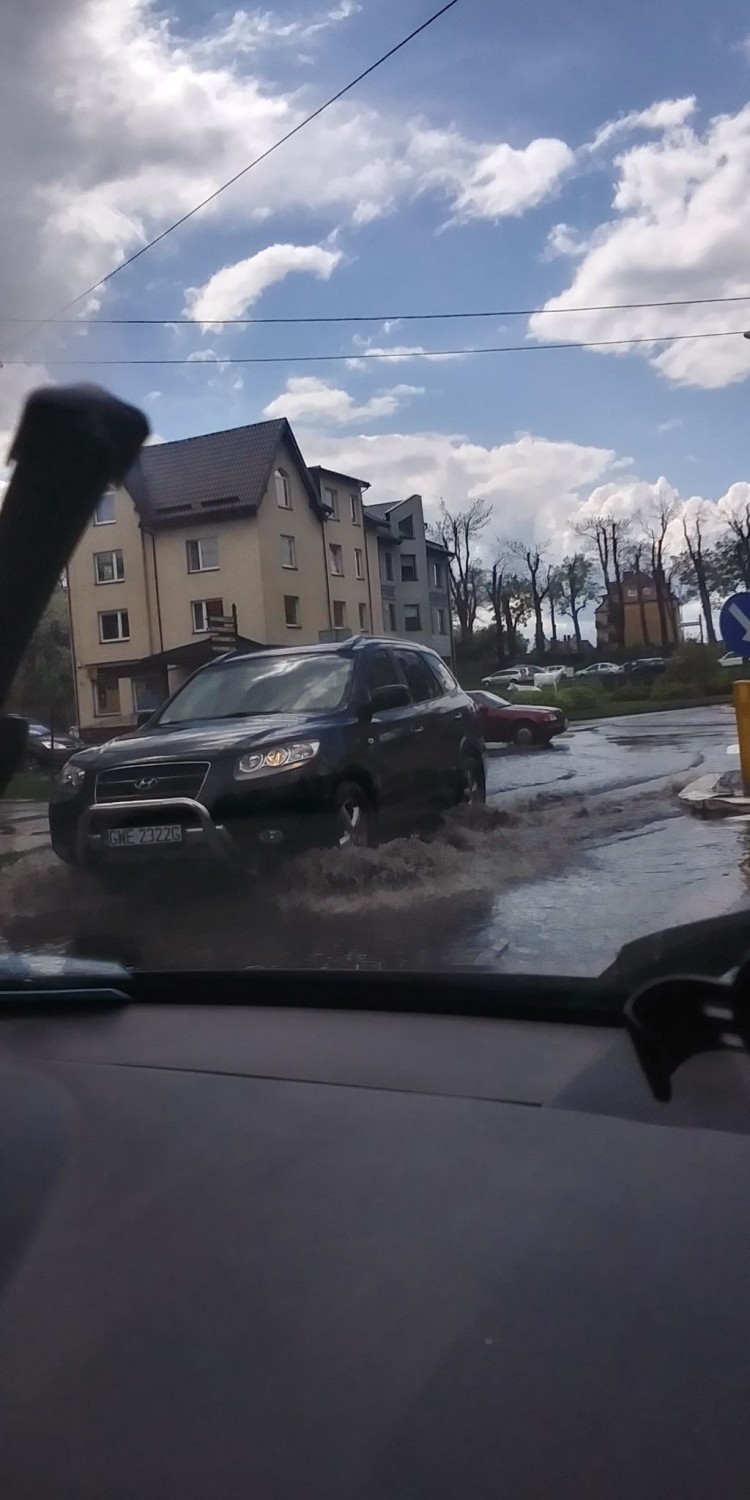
[1,704,747,978]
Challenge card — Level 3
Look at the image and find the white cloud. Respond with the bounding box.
[656,417,682,434]
[263,376,423,425]
[588,96,696,152]
[189,3,360,59]
[298,427,623,550]
[0,0,584,361]
[528,101,750,390]
[346,337,466,369]
[451,138,574,222]
[185,243,343,327]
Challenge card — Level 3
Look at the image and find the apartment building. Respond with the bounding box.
[364,494,452,658]
[67,418,446,738]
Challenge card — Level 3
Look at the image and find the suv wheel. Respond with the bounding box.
[460,753,486,805]
[333,781,375,849]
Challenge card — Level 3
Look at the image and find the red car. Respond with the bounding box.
[468,690,567,747]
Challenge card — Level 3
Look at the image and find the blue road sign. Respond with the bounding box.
[720,592,750,656]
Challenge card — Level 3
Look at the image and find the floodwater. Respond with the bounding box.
[1,705,748,978]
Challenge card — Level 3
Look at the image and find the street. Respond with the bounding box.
[0,704,747,977]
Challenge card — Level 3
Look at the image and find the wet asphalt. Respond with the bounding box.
[0,704,747,977]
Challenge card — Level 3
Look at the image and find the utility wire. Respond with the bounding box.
[6,0,460,358]
[3,328,748,366]
[4,292,750,327]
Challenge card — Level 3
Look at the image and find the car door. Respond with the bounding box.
[392,647,458,804]
[357,647,418,815]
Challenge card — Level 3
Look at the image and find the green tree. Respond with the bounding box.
[5,587,75,730]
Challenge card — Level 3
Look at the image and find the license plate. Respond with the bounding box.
[107,825,183,848]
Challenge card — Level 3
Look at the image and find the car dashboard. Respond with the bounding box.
[1,975,750,1499]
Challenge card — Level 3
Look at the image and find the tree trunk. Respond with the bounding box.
[570,605,582,651]
[532,595,545,655]
[634,572,650,647]
[549,593,558,646]
[502,597,516,659]
[695,568,716,645]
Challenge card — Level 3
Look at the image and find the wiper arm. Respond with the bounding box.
[0,385,148,793]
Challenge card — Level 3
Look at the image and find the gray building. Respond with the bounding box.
[365,494,453,659]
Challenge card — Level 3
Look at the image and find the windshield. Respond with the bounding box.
[2,0,750,993]
[159,655,354,723]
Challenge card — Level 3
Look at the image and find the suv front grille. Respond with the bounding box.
[95,761,210,804]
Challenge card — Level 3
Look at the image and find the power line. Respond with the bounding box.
[8,0,460,356]
[3,328,747,366]
[4,292,750,327]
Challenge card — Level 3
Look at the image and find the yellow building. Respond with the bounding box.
[66,418,449,738]
[595,571,681,651]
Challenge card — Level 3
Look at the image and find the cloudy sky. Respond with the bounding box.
[6,0,750,565]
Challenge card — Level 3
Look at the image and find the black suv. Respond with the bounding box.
[49,637,485,871]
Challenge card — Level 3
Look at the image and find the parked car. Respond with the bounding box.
[468,690,567,747]
[480,664,535,689]
[622,657,668,676]
[49,638,486,871]
[539,663,575,679]
[24,722,84,771]
[719,651,743,669]
[575,661,623,677]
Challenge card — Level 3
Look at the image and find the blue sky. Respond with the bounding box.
[6,0,750,557]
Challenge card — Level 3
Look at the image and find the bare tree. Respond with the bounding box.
[574,515,630,650]
[509,541,548,655]
[433,499,492,642]
[680,506,717,645]
[540,564,565,646]
[557,554,598,652]
[625,536,652,648]
[485,551,532,663]
[722,498,750,589]
[643,497,679,647]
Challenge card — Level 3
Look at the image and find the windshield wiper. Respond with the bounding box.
[0,386,148,794]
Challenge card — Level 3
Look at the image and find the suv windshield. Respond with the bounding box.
[159,655,354,723]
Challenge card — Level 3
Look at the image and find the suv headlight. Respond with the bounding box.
[234,741,320,779]
[57,760,86,790]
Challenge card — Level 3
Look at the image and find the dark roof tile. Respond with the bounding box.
[124,419,321,526]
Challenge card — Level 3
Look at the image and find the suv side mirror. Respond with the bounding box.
[366,682,410,715]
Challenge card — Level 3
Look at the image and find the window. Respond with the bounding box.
[98,609,130,643]
[324,486,339,520]
[94,672,121,716]
[427,657,459,694]
[284,595,300,628]
[364,649,402,694]
[394,649,441,702]
[350,493,360,525]
[93,491,115,525]
[161,654,354,722]
[403,604,421,632]
[333,600,346,628]
[186,536,219,572]
[432,561,445,589]
[358,602,368,631]
[433,607,448,636]
[275,469,292,509]
[354,547,364,580]
[94,549,124,584]
[329,543,344,576]
[385,601,398,632]
[398,515,414,539]
[191,598,223,633]
[383,551,394,582]
[401,554,417,583]
[280,534,297,569]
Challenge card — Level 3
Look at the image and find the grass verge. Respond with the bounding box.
[1,772,53,801]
